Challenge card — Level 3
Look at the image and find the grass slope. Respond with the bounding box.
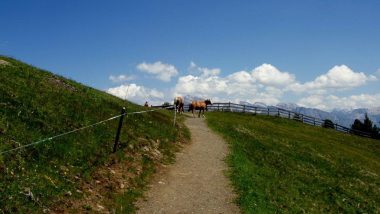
[0,56,189,212]
[207,112,380,213]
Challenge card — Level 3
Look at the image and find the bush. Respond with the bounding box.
[322,119,335,129]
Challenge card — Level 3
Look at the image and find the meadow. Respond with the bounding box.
[207,112,380,213]
[0,56,189,212]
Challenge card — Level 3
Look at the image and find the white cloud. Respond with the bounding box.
[107,83,165,105]
[297,95,330,110]
[174,64,282,105]
[227,70,255,84]
[174,63,379,108]
[252,64,295,87]
[107,61,378,110]
[189,61,221,77]
[297,93,380,111]
[137,61,178,82]
[290,65,377,93]
[109,74,135,83]
[176,75,228,95]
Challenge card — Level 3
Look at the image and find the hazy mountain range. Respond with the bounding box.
[183,95,380,127]
[275,103,380,128]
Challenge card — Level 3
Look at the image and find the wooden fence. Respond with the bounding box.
[152,102,373,138]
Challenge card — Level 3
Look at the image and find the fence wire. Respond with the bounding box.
[0,108,166,155]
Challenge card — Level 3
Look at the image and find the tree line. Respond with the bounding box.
[323,113,380,139]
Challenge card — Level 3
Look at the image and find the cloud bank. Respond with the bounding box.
[107,83,164,105]
[107,61,379,110]
[137,61,178,82]
[252,63,295,87]
[298,94,380,110]
[189,61,221,77]
[289,65,377,93]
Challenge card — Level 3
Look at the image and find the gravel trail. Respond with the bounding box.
[136,116,239,214]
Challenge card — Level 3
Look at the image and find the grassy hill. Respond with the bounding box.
[0,56,189,213]
[206,112,380,213]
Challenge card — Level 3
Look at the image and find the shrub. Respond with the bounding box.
[322,119,335,129]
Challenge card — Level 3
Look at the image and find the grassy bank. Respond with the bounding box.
[206,112,380,213]
[0,56,189,212]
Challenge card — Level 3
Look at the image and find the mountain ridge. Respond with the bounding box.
[275,102,380,127]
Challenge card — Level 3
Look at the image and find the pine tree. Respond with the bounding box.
[350,113,380,139]
[372,124,380,139]
[351,119,363,131]
[363,113,373,133]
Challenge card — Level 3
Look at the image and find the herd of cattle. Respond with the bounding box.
[174,97,212,118]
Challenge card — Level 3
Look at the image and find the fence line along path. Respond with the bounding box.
[136,116,239,214]
[153,102,373,138]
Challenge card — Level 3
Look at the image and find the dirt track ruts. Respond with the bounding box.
[136,116,239,213]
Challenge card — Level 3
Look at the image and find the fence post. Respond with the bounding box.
[267,108,269,116]
[173,105,177,127]
[301,114,304,123]
[254,107,257,115]
[229,102,231,111]
[288,111,290,119]
[218,103,220,111]
[277,109,280,117]
[313,118,316,126]
[113,107,126,153]
[243,105,246,113]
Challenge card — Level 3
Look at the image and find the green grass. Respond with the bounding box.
[206,112,380,213]
[0,56,189,212]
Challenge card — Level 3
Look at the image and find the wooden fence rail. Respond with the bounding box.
[153,102,373,138]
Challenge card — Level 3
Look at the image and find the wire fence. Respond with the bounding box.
[0,105,179,212]
[1,101,375,155]
[0,107,168,155]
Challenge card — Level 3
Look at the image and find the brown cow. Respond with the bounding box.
[174,96,184,114]
[188,99,212,118]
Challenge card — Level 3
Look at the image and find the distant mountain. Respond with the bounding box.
[368,107,380,115]
[183,97,380,127]
[239,101,267,108]
[330,108,380,128]
[275,103,380,128]
[276,103,298,110]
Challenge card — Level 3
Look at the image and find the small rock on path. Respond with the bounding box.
[136,116,239,214]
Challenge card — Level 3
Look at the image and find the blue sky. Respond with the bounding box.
[1,0,380,110]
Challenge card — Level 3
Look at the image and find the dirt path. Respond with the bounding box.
[136,116,239,214]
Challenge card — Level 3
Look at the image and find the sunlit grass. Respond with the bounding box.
[207,112,380,213]
[0,56,189,212]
